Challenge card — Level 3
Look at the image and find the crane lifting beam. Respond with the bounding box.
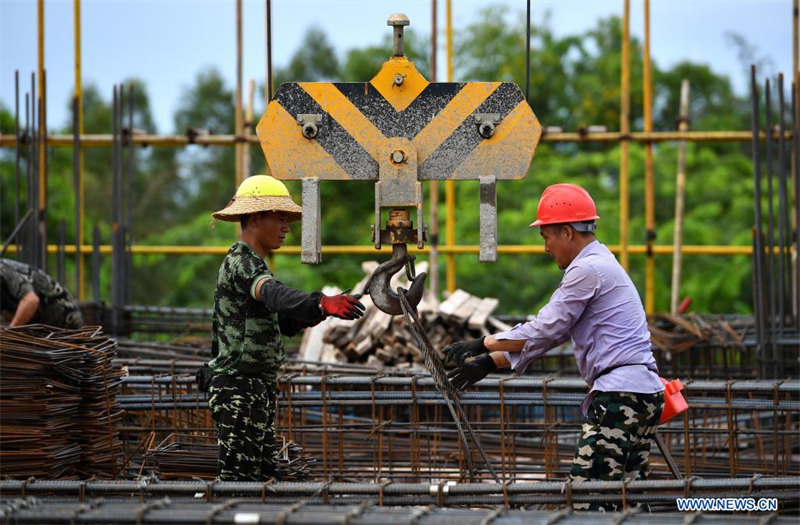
[256,13,541,311]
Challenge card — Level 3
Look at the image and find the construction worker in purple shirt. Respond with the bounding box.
[443,183,665,511]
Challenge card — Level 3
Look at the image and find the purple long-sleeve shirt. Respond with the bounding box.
[494,240,663,413]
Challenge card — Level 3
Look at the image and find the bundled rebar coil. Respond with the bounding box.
[143,433,314,481]
[0,325,124,479]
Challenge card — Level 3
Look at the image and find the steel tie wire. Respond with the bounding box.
[408,504,435,525]
[341,502,370,525]
[620,476,632,512]
[749,473,763,495]
[502,480,512,508]
[276,500,305,525]
[204,499,238,525]
[378,480,392,506]
[479,506,504,525]
[543,507,571,525]
[562,479,573,510]
[611,504,642,525]
[135,497,169,525]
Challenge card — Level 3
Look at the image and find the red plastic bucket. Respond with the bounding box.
[659,377,688,424]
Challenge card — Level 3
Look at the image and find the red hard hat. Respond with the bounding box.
[530,183,600,227]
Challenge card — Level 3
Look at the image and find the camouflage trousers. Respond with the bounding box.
[569,391,664,511]
[208,375,279,481]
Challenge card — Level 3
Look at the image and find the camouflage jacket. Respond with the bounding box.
[209,242,285,378]
[0,258,84,329]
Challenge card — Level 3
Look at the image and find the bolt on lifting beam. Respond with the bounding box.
[256,13,541,314]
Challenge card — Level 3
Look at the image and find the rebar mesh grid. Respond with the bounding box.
[114,371,800,483]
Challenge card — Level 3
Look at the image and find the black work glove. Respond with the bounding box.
[447,353,497,391]
[442,337,488,367]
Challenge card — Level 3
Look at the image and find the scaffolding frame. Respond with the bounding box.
[1,0,798,313]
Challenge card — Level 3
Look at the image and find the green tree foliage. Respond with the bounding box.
[274,27,341,85]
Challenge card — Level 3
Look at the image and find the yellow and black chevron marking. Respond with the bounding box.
[257,57,541,181]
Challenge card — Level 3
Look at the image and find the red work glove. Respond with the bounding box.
[319,293,366,320]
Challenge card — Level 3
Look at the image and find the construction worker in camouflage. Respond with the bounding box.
[208,175,365,481]
[0,258,85,329]
[443,184,665,511]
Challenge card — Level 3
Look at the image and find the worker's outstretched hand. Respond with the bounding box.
[447,353,497,391]
[442,337,487,367]
[320,293,366,320]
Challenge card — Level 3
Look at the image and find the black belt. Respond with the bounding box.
[592,362,659,384]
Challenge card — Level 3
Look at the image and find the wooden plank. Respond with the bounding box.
[468,297,499,331]
[375,346,396,364]
[353,335,374,357]
[450,295,483,325]
[298,317,332,362]
[439,289,472,318]
[487,316,513,333]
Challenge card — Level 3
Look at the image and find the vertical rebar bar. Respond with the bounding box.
[92,224,100,302]
[235,0,244,187]
[57,219,66,285]
[126,84,135,307]
[794,79,800,337]
[111,85,121,334]
[30,73,39,269]
[751,66,766,372]
[429,0,439,300]
[445,0,455,293]
[73,95,81,294]
[75,0,84,299]
[40,69,48,271]
[37,0,47,270]
[24,92,32,266]
[765,78,778,377]
[777,74,789,347]
[266,0,273,103]
[525,0,531,104]
[14,71,20,251]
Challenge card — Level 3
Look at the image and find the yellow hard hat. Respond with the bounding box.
[212,175,302,222]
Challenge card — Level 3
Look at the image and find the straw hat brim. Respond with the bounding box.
[212,195,303,222]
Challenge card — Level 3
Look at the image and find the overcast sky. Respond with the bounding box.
[0,0,796,134]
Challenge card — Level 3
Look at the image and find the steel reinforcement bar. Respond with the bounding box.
[1,500,797,524]
[1,476,798,504]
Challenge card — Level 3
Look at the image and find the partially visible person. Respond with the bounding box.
[207,175,365,482]
[0,258,85,329]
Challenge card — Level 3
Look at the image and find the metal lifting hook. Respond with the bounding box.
[360,243,427,315]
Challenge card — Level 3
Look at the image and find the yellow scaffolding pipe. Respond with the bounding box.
[8,244,774,257]
[75,0,84,299]
[1,130,792,149]
[643,0,655,313]
[619,0,630,271]
[445,0,456,293]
